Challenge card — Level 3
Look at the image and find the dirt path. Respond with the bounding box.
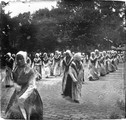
[0,63,125,119]
[37,63,125,119]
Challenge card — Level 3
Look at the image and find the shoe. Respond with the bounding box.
[88,76,93,81]
[74,100,79,103]
[5,85,11,88]
[39,76,42,79]
[36,77,39,81]
[62,95,65,98]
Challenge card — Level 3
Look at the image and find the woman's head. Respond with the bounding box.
[50,53,54,57]
[73,52,82,62]
[55,50,59,55]
[16,51,27,67]
[65,50,72,58]
[35,53,39,58]
[102,51,106,56]
[82,53,85,57]
[6,52,11,58]
[95,49,99,56]
[91,52,95,58]
[43,52,47,57]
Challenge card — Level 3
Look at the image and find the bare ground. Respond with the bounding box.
[0,63,125,120]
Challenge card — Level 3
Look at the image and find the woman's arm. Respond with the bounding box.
[69,66,78,82]
[17,68,34,85]
[18,69,36,100]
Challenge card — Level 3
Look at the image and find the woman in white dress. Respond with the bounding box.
[99,52,106,76]
[43,53,50,78]
[32,53,42,80]
[88,52,99,81]
[49,53,54,76]
[102,51,109,74]
[53,50,61,77]
[107,51,116,72]
[5,51,43,120]
[95,49,101,77]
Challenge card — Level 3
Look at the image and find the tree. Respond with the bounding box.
[32,8,59,52]
[1,0,125,53]
[3,12,37,53]
[56,0,125,51]
[1,9,12,53]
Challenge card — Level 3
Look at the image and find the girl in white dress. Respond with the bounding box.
[43,53,50,78]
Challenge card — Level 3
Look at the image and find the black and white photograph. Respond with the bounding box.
[0,0,126,119]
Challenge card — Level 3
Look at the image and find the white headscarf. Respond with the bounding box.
[66,49,72,57]
[7,52,11,57]
[50,53,54,57]
[16,51,27,64]
[90,52,95,59]
[91,52,95,56]
[73,52,82,61]
[13,51,27,71]
[95,49,99,56]
[35,53,39,57]
[102,51,106,57]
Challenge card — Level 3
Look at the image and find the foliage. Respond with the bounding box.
[56,0,125,51]
[1,0,125,53]
[1,9,12,53]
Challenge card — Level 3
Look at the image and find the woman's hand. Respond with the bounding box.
[14,83,21,91]
[73,78,78,83]
[18,97,25,106]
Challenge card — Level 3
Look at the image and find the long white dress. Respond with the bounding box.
[69,61,84,101]
[88,57,99,81]
[99,57,106,76]
[53,55,61,76]
[43,57,50,78]
[6,65,43,120]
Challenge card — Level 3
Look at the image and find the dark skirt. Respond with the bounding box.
[64,74,72,98]
[6,89,43,120]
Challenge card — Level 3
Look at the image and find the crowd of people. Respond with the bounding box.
[0,49,125,119]
[1,49,125,81]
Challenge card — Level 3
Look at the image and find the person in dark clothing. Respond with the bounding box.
[62,50,73,96]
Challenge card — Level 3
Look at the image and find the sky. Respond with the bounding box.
[2,0,58,17]
[2,0,126,18]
